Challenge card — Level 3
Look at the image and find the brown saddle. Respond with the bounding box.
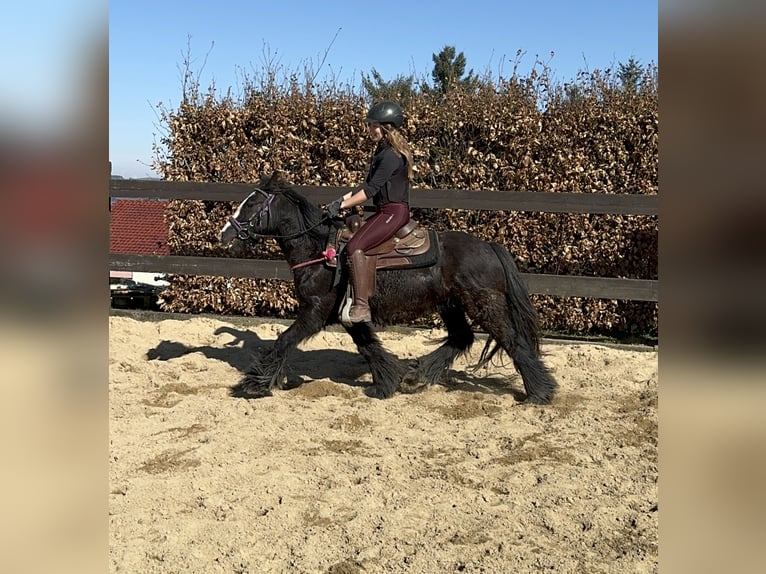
[327,214,438,271]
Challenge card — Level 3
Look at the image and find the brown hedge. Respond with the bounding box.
[152,68,657,339]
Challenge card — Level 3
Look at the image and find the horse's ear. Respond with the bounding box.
[268,171,288,186]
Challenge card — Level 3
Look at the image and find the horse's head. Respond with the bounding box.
[219,187,275,247]
[219,173,329,249]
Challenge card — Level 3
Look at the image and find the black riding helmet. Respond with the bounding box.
[364,101,404,129]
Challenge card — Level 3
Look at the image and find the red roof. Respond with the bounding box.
[110,200,170,255]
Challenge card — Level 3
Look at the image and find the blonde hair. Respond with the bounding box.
[382,126,414,180]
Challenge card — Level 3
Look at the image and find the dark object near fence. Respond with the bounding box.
[110,279,163,310]
[218,174,558,404]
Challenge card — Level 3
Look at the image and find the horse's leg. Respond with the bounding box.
[471,287,558,405]
[449,243,556,404]
[400,300,475,393]
[232,307,325,398]
[481,318,557,404]
[467,297,558,404]
[343,322,404,399]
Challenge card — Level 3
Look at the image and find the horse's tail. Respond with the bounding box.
[477,242,542,367]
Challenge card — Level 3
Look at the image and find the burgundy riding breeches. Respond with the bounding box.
[347,202,410,254]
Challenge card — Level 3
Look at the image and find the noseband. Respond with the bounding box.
[228,187,332,242]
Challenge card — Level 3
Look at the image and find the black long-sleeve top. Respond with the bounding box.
[359,142,410,207]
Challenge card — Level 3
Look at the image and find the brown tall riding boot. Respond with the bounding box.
[349,249,375,322]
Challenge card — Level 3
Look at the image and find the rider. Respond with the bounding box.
[325,101,414,322]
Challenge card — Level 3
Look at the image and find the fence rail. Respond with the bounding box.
[110,179,658,216]
[109,179,658,302]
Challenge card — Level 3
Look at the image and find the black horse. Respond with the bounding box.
[219,175,558,404]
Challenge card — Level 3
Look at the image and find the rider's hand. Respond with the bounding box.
[325,198,343,218]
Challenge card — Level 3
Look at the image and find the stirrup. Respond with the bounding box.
[348,304,371,323]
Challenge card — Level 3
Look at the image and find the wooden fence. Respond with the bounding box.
[108,179,658,302]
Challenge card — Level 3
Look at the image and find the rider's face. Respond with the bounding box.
[367,122,383,142]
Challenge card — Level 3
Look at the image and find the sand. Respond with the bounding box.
[109,313,657,573]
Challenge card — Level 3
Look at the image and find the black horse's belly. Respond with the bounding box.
[371,266,444,325]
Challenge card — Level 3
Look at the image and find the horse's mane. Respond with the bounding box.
[259,172,329,240]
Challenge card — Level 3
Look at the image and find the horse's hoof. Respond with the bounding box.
[230,377,273,399]
[524,395,551,405]
[398,360,429,394]
[231,387,272,399]
[399,372,429,394]
[364,385,394,399]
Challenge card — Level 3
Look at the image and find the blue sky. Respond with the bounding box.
[109,1,657,179]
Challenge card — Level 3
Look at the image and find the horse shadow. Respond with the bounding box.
[145,325,370,391]
[145,325,526,399]
[437,369,527,402]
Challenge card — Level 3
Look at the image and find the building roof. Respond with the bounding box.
[109,200,170,255]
